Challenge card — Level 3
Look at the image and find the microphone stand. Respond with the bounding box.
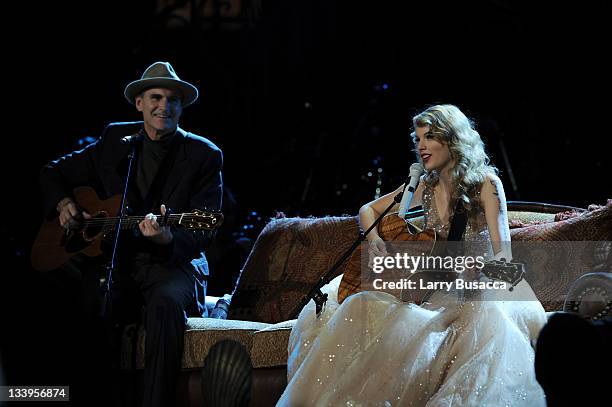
[100,140,138,318]
[290,188,407,318]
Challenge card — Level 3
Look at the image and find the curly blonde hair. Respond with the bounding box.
[411,104,497,217]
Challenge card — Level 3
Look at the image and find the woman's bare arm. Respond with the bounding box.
[481,173,512,260]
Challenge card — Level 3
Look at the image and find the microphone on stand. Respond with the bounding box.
[398,162,424,218]
[120,133,143,145]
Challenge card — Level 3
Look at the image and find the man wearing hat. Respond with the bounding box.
[39,62,223,407]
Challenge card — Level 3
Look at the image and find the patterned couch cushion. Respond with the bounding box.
[120,318,298,370]
[251,319,296,368]
[121,318,271,369]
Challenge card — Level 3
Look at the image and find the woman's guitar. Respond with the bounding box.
[31,186,224,272]
[337,214,525,304]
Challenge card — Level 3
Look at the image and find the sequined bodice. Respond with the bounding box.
[422,183,493,256]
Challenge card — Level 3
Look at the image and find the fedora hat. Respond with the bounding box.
[124,61,199,107]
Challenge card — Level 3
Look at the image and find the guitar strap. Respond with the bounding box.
[447,199,468,242]
[446,199,468,302]
[413,199,468,305]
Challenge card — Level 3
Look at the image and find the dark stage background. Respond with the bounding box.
[1,0,609,404]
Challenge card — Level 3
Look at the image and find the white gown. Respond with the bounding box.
[277,187,547,407]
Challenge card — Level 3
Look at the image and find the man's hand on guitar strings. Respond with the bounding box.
[57,197,91,229]
[139,204,174,245]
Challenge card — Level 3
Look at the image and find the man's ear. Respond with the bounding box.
[135,95,144,112]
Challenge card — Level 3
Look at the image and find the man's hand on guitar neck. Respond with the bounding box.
[57,197,91,229]
[139,204,174,245]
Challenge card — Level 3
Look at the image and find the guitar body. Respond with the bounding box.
[32,187,121,272]
[337,214,437,304]
[337,214,526,305]
[32,187,223,272]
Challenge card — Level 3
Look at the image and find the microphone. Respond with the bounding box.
[120,133,143,145]
[398,162,424,218]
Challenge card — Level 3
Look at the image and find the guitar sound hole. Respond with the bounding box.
[83,213,106,241]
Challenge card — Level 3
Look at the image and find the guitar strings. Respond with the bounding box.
[67,214,217,228]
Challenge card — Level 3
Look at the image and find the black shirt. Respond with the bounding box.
[136,131,175,201]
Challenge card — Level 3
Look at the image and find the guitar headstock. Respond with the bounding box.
[482,260,526,288]
[178,210,224,231]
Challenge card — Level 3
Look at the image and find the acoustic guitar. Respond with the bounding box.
[337,214,525,304]
[31,186,224,272]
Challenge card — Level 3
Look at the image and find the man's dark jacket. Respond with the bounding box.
[39,121,223,316]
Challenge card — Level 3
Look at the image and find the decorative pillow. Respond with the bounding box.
[509,219,550,229]
[554,210,582,222]
[228,216,360,323]
[508,211,555,228]
[510,201,612,310]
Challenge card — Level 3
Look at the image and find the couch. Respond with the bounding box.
[120,200,612,406]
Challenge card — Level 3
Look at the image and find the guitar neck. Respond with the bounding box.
[85,214,192,232]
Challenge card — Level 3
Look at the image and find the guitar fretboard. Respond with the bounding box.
[77,214,213,234]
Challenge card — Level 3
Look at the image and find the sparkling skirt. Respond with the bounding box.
[277,275,547,407]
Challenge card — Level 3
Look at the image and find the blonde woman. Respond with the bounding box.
[278,105,546,406]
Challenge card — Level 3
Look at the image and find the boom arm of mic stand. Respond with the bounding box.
[290,189,405,318]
